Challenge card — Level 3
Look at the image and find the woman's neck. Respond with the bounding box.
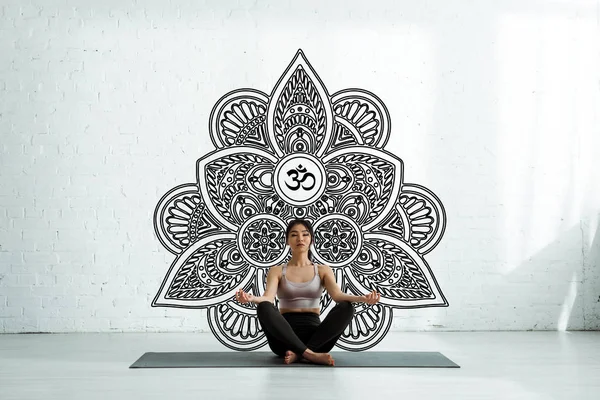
[287,254,312,267]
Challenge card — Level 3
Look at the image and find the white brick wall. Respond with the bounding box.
[1,0,599,333]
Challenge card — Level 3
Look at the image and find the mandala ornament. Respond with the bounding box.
[153,50,448,351]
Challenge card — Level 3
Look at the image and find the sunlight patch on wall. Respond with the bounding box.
[558,273,578,331]
[496,14,597,274]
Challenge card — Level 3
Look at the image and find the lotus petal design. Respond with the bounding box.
[153,50,448,351]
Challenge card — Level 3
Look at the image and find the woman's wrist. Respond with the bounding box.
[339,293,365,303]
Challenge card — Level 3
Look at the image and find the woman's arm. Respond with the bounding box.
[236,265,281,304]
[321,265,381,304]
[252,266,280,304]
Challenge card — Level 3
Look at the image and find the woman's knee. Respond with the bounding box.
[336,300,355,316]
[256,301,275,318]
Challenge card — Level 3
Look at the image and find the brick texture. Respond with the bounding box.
[1,0,599,333]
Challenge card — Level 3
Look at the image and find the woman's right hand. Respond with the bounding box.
[235,289,255,304]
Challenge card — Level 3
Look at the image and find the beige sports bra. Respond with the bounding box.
[277,263,323,309]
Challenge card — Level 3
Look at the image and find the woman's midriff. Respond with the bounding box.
[279,308,320,315]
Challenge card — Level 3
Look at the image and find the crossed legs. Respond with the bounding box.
[256,301,355,365]
[256,301,308,355]
[305,301,355,353]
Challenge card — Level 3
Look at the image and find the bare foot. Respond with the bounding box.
[302,349,335,366]
[284,350,299,364]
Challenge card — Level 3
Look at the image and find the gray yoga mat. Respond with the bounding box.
[129,351,460,368]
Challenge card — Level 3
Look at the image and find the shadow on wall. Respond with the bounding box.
[413,218,596,333]
[477,218,598,331]
[582,213,600,329]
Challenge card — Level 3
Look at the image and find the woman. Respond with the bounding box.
[236,219,381,366]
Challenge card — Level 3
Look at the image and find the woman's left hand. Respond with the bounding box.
[361,290,381,305]
[235,289,255,304]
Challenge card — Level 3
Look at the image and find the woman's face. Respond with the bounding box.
[287,223,311,254]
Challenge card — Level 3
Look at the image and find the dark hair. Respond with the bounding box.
[285,219,315,261]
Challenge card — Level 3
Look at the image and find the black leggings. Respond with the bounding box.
[256,301,355,356]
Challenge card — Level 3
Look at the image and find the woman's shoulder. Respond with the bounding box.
[316,264,333,273]
[267,264,284,275]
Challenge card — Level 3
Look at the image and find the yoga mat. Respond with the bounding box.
[129,351,460,368]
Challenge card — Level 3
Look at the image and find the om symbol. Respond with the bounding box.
[285,164,316,191]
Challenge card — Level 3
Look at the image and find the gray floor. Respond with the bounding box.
[1,331,598,400]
